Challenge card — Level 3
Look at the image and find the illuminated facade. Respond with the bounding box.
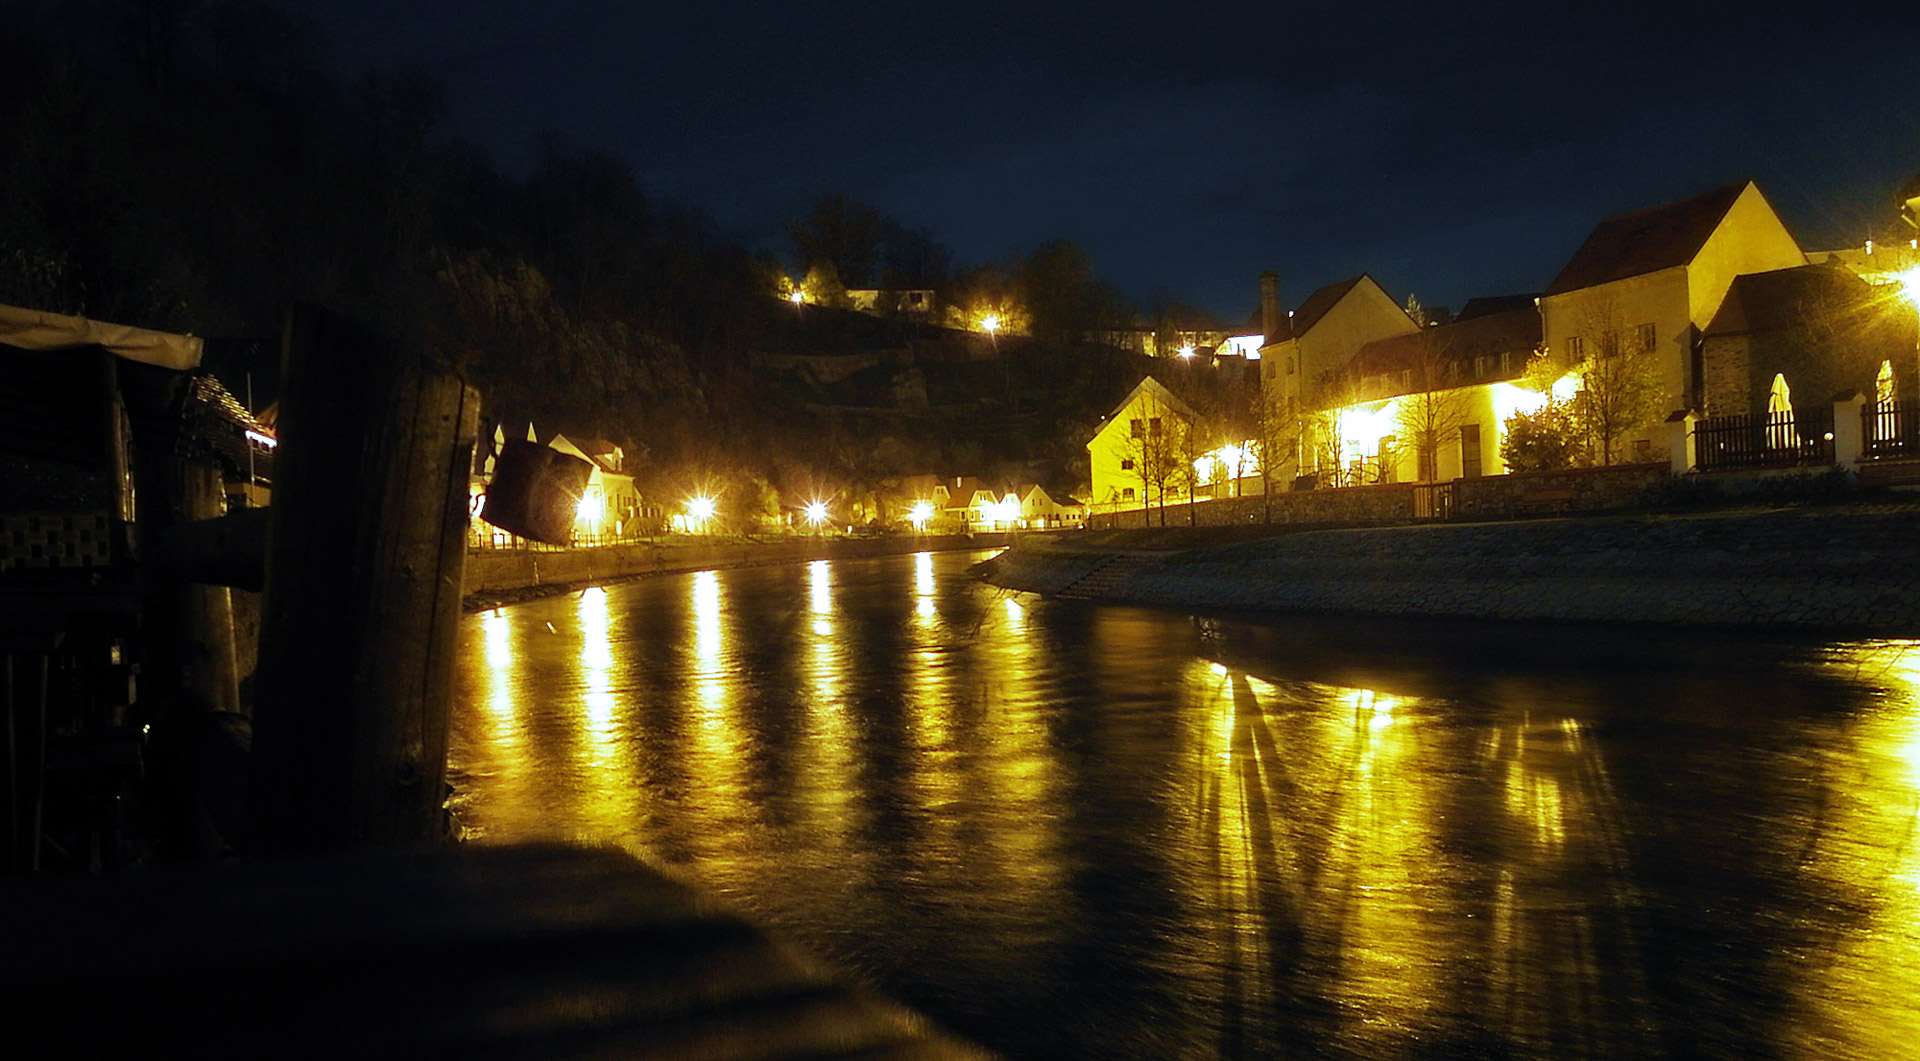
[1539,181,1805,452]
[1304,300,1546,483]
[1087,376,1198,510]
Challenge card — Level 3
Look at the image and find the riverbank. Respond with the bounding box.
[974,504,1920,630]
[463,531,1019,611]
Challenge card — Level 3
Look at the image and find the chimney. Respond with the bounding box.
[1259,271,1280,341]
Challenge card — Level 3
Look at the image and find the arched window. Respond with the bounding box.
[1873,360,1896,444]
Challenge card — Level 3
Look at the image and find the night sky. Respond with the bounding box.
[307,0,1920,321]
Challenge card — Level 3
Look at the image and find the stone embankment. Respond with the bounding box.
[975,507,1920,630]
[465,532,1012,608]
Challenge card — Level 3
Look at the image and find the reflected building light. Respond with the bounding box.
[577,586,615,730]
[693,570,723,664]
[809,559,831,616]
[915,551,935,596]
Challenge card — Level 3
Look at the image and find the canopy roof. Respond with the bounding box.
[0,302,202,371]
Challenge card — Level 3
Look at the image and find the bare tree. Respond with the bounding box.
[1109,394,1192,527]
[1391,328,1475,481]
[1568,298,1664,465]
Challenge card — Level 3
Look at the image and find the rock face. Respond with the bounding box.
[975,507,1920,630]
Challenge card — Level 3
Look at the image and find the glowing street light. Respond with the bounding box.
[981,314,1001,336]
[789,290,805,305]
[1178,344,1196,360]
[687,495,716,525]
[804,500,829,526]
[908,499,934,531]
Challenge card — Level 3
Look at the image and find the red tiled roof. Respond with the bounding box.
[1346,304,1541,386]
[1545,181,1757,296]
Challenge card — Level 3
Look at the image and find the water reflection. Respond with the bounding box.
[454,556,1920,1060]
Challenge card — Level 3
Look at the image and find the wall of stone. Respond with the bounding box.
[1452,463,1667,519]
[980,507,1920,630]
[1087,482,1417,530]
[466,533,1011,596]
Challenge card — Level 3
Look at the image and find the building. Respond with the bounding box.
[1258,272,1422,412]
[474,422,646,544]
[1539,180,1806,457]
[1308,298,1545,484]
[1086,376,1201,510]
[1700,262,1917,417]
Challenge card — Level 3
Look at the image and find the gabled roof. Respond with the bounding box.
[1098,374,1197,425]
[1347,304,1540,385]
[1455,293,1540,322]
[1899,169,1920,205]
[1703,263,1870,337]
[1285,275,1367,342]
[1545,181,1759,296]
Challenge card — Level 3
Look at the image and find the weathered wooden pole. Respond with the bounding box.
[246,306,479,855]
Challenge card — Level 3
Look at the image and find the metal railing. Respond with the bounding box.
[1863,401,1920,460]
[1694,408,1835,471]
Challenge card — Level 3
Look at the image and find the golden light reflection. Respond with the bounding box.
[809,559,831,616]
[915,551,935,595]
[1791,640,1920,1056]
[690,570,728,724]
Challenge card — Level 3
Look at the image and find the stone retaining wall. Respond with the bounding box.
[1452,462,1667,519]
[467,533,1011,595]
[1087,482,1417,530]
[978,508,1920,629]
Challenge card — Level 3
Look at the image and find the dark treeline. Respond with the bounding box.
[0,1,1191,506]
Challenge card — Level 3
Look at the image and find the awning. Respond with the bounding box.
[0,302,203,371]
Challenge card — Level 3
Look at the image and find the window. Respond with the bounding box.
[1568,335,1586,362]
[1474,355,1491,379]
[1130,418,1143,438]
[1636,323,1656,353]
[1499,350,1512,376]
[1122,487,1136,501]
[1120,459,1135,470]
[1149,417,1163,436]
[1286,356,1295,375]
[1460,423,1483,478]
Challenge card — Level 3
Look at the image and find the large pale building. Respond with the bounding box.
[1539,180,1806,457]
[1258,273,1421,409]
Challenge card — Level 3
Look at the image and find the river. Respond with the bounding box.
[451,548,1920,1059]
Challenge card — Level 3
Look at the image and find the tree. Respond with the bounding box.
[1567,297,1665,465]
[1018,240,1132,343]
[788,193,883,289]
[1500,399,1584,471]
[1391,328,1475,482]
[1110,395,1192,527]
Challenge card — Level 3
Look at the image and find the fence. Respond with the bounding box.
[1694,407,1835,471]
[1863,400,1920,460]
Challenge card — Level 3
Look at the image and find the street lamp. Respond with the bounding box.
[804,500,829,533]
[981,314,1000,336]
[1178,344,1195,360]
[909,499,933,532]
[686,495,715,533]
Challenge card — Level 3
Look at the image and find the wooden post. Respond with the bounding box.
[246,306,480,855]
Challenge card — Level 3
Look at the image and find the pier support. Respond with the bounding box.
[246,306,479,855]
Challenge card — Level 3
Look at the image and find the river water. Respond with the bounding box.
[451,549,1920,1059]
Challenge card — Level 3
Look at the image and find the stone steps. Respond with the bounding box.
[1055,553,1160,600]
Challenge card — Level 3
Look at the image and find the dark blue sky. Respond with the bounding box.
[305,0,1920,321]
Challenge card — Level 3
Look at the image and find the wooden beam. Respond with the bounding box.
[246,306,480,854]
